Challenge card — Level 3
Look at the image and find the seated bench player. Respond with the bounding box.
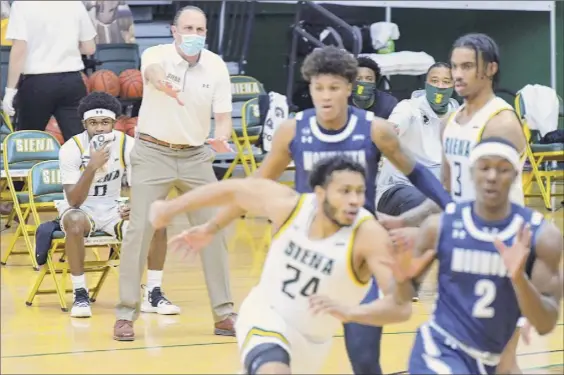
[57,92,180,318]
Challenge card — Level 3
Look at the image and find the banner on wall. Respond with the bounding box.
[83,1,136,44]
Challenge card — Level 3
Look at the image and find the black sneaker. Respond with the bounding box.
[71,288,92,318]
[140,285,181,315]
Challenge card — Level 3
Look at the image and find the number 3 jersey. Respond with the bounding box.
[432,201,544,355]
[59,130,134,208]
[252,193,372,342]
[442,96,525,205]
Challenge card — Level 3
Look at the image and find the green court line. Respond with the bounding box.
[2,324,563,360]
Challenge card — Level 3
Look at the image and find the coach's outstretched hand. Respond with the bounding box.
[155,79,184,106]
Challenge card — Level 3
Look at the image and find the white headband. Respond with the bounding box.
[83,108,116,120]
[469,142,521,171]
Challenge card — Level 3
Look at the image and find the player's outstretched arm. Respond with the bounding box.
[506,222,563,335]
[150,177,299,231]
[370,119,451,209]
[382,214,441,302]
[335,218,414,327]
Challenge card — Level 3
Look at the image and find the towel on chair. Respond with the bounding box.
[261,92,289,153]
[518,84,560,137]
[83,131,119,176]
[35,220,61,266]
[369,22,400,51]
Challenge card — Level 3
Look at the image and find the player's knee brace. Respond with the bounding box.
[244,343,290,375]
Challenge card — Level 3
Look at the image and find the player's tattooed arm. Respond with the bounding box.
[511,222,563,335]
[370,118,416,175]
[206,119,295,234]
[396,199,442,228]
[341,218,413,326]
[370,119,451,209]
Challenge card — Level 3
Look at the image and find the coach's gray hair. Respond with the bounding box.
[173,5,206,25]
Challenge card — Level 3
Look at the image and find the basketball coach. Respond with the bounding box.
[113,5,236,341]
[2,1,96,141]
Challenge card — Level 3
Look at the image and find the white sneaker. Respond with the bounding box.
[140,285,181,315]
[70,288,92,318]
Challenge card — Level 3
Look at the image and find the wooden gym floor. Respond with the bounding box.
[1,193,563,374]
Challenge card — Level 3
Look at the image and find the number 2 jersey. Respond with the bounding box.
[432,201,544,355]
[59,130,134,208]
[251,193,372,342]
[442,96,525,205]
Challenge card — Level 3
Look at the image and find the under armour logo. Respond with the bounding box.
[301,136,312,144]
[452,229,466,239]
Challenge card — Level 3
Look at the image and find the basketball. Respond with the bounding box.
[45,117,64,145]
[119,69,143,99]
[114,116,137,137]
[114,115,130,134]
[81,72,91,94]
[89,69,120,96]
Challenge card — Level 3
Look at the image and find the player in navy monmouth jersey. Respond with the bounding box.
[173,45,452,374]
[388,137,563,375]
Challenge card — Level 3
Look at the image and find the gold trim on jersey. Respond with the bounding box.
[114,219,126,241]
[477,107,526,162]
[445,110,458,129]
[119,132,126,169]
[272,194,306,240]
[241,327,290,351]
[72,136,85,172]
[476,107,514,142]
[347,215,372,287]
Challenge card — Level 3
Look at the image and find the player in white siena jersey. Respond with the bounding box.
[149,156,418,374]
[442,33,527,206]
[57,92,134,318]
[383,33,530,374]
[442,34,529,375]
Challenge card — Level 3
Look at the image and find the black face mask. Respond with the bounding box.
[353,81,376,109]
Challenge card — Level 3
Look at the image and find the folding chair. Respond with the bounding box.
[24,160,122,312]
[212,75,267,179]
[0,111,14,204]
[515,93,564,210]
[1,131,61,269]
[93,43,141,76]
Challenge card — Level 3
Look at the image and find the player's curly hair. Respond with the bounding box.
[309,155,366,189]
[77,91,122,120]
[357,57,381,82]
[301,46,358,84]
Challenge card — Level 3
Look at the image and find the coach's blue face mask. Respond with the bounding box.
[179,34,206,56]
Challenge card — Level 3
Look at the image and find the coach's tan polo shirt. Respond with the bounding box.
[137,44,233,146]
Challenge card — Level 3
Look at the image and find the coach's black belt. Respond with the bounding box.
[138,133,194,150]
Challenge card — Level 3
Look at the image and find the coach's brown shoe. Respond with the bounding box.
[113,319,135,341]
[214,313,237,336]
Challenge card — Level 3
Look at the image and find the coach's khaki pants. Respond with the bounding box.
[115,139,233,322]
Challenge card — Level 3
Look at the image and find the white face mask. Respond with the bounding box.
[178,34,206,56]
